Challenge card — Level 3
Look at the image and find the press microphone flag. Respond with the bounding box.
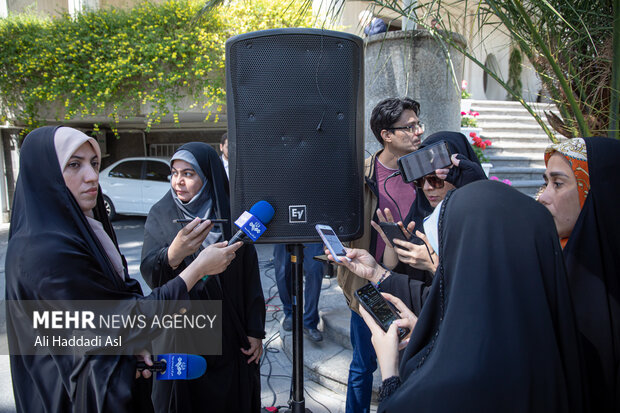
[137,354,207,380]
[230,200,275,244]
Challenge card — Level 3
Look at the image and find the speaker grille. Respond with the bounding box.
[227,29,363,243]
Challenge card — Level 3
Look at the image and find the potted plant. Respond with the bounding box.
[460,109,482,144]
[470,132,493,177]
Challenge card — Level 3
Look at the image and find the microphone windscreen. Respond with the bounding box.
[156,354,207,380]
[186,354,207,380]
[249,201,275,224]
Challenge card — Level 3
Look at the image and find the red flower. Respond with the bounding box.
[469,132,477,138]
[484,140,492,147]
[461,111,466,116]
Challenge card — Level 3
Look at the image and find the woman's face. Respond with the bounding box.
[62,142,100,217]
[423,177,455,208]
[171,159,203,202]
[538,153,581,239]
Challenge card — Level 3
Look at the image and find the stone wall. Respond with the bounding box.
[364,30,466,154]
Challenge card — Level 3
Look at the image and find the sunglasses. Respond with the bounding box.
[413,174,445,189]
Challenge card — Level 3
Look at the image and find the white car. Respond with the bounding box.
[99,157,170,219]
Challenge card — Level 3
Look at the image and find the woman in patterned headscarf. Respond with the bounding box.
[539,137,620,413]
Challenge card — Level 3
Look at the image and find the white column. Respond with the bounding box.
[401,0,417,30]
[0,0,7,18]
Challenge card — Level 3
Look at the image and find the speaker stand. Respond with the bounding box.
[283,244,312,413]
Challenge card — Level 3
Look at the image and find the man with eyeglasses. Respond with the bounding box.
[337,97,423,413]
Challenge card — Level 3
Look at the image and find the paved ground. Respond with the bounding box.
[0,217,364,413]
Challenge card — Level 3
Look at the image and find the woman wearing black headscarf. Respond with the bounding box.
[141,142,265,413]
[539,137,620,412]
[332,180,586,412]
[6,127,239,413]
[370,131,486,314]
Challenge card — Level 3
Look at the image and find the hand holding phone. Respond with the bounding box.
[315,224,350,262]
[355,283,410,341]
[173,218,228,224]
[378,222,410,248]
[398,141,452,183]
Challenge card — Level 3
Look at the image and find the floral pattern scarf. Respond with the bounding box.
[544,138,590,248]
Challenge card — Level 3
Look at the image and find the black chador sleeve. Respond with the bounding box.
[379,271,431,316]
[141,194,185,288]
[240,245,266,339]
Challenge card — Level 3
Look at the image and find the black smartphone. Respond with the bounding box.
[355,283,409,341]
[397,141,452,183]
[378,222,410,248]
[378,222,424,247]
[173,218,228,224]
[312,254,330,264]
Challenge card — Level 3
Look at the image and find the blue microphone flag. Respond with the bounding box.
[155,354,207,380]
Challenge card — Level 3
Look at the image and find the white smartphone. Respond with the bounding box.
[315,224,351,262]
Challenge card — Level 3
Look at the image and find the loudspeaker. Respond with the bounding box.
[226,28,364,243]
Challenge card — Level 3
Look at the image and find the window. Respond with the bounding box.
[109,160,143,179]
[145,160,170,182]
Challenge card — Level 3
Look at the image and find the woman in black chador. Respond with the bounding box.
[333,180,587,413]
[141,142,265,413]
[6,127,238,412]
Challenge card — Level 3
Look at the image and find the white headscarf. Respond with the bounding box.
[54,127,124,280]
[54,127,101,171]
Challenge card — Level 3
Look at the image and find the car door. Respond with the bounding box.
[105,160,144,214]
[142,160,171,214]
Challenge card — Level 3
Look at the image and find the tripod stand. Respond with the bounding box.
[282,243,312,413]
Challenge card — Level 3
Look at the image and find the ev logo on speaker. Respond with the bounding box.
[289,206,307,223]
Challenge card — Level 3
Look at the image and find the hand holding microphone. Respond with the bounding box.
[137,353,207,380]
[229,200,275,244]
[168,217,214,269]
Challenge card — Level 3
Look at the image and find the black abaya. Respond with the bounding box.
[563,137,620,412]
[140,142,265,413]
[383,131,485,313]
[379,180,586,413]
[6,126,190,413]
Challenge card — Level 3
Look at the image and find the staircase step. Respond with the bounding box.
[482,135,553,146]
[489,166,546,181]
[322,306,353,350]
[486,155,545,168]
[509,179,545,197]
[280,316,382,402]
[486,141,549,155]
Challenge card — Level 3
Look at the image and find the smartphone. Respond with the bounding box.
[355,283,409,341]
[378,222,425,247]
[378,222,410,248]
[173,218,228,224]
[397,141,452,183]
[315,224,350,262]
[312,254,330,264]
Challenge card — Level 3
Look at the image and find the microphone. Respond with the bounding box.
[229,200,275,244]
[136,353,207,380]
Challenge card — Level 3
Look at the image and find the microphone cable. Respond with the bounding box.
[383,171,435,264]
[383,171,404,222]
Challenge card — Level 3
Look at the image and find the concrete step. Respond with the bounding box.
[486,142,550,156]
[486,155,545,169]
[509,179,545,197]
[469,99,555,110]
[279,278,382,402]
[489,166,546,181]
[480,135,553,147]
[477,122,551,132]
[280,319,382,403]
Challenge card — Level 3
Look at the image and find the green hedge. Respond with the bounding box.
[0,0,314,134]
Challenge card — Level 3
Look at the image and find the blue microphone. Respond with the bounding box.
[229,200,275,244]
[137,354,207,380]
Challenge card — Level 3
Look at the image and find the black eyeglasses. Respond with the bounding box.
[413,174,444,189]
[389,122,425,134]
